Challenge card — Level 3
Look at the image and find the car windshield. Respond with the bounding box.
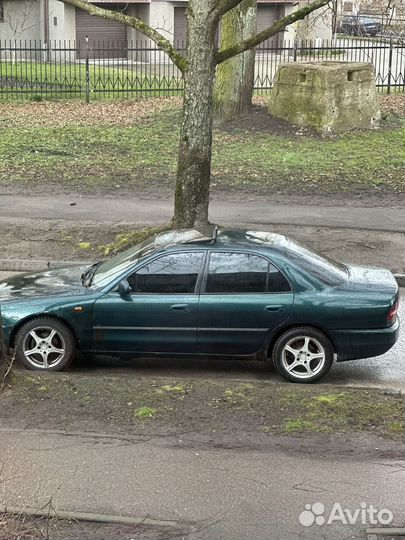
[90,238,156,289]
[284,241,348,286]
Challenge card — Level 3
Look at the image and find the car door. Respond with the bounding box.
[92,251,205,354]
[197,251,294,356]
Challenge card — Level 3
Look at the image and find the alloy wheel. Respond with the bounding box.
[281,335,326,380]
[22,326,66,369]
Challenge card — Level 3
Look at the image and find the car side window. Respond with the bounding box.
[206,252,266,293]
[205,252,291,294]
[127,252,204,294]
[268,263,292,293]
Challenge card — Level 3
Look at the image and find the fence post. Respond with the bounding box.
[293,39,298,62]
[387,38,393,95]
[85,35,90,104]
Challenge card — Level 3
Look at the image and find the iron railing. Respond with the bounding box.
[0,38,404,101]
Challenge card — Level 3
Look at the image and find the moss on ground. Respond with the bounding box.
[3,371,404,440]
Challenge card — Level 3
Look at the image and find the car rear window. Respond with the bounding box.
[285,243,348,286]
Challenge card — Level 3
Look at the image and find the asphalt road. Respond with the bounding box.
[1,194,404,232]
[0,429,403,540]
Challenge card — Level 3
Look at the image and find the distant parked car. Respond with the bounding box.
[340,15,382,36]
[0,228,400,383]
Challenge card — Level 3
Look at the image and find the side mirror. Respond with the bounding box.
[116,279,131,296]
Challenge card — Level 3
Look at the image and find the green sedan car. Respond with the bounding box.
[0,228,400,383]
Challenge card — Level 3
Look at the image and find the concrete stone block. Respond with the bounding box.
[269,62,381,133]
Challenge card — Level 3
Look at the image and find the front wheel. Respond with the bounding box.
[15,317,76,371]
[272,327,333,383]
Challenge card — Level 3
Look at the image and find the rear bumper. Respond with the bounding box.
[329,318,400,362]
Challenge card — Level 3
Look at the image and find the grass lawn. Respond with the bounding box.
[0,61,183,99]
[0,97,403,196]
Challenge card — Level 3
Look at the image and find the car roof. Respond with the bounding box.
[154,227,291,253]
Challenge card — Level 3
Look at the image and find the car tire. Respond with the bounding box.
[272,327,333,383]
[15,317,76,372]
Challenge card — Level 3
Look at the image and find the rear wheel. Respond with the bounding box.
[272,327,333,383]
[15,317,76,371]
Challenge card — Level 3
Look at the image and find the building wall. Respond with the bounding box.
[63,4,76,42]
[48,0,75,42]
[0,0,41,42]
[127,3,151,61]
[296,3,333,41]
[148,0,174,62]
[149,0,174,41]
[127,3,150,43]
[284,3,297,43]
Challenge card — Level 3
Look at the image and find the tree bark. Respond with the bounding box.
[214,0,257,123]
[0,311,8,384]
[173,1,217,227]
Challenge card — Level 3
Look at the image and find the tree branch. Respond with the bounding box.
[58,0,188,72]
[216,0,330,64]
[212,0,244,18]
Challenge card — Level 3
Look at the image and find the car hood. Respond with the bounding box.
[0,265,90,303]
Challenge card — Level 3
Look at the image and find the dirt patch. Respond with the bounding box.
[0,512,185,540]
[0,98,182,128]
[218,94,405,137]
[0,220,403,273]
[1,370,403,446]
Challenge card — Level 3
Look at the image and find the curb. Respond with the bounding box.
[1,506,182,529]
[1,259,405,286]
[0,259,88,272]
[395,274,405,287]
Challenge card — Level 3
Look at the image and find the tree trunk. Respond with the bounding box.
[0,311,7,384]
[213,0,257,123]
[173,1,217,228]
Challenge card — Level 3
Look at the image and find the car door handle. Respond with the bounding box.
[265,305,283,312]
[170,304,189,312]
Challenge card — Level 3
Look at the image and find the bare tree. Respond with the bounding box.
[1,0,38,38]
[59,0,329,228]
[1,0,39,62]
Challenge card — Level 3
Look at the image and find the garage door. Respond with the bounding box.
[76,5,128,58]
[174,6,187,48]
[257,5,282,48]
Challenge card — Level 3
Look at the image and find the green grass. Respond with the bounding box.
[0,61,183,100]
[134,406,157,420]
[0,104,403,195]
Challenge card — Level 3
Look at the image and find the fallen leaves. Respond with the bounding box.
[0,97,182,128]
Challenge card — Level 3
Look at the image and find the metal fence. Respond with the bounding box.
[0,38,404,101]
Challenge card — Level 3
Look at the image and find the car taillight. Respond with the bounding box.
[387,298,399,324]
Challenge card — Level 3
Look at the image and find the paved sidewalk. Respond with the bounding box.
[1,194,404,232]
[0,428,404,540]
